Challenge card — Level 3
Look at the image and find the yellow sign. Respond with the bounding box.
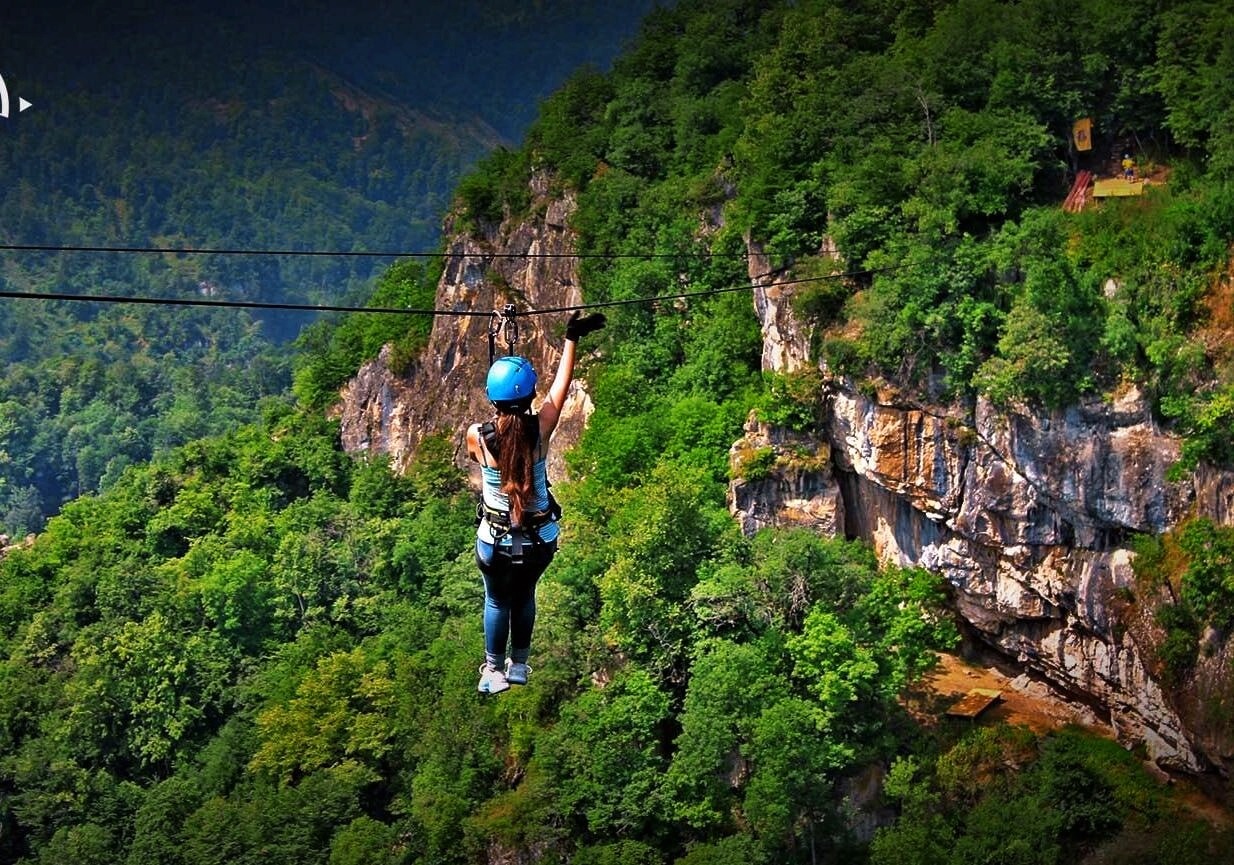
[1072,117,1093,152]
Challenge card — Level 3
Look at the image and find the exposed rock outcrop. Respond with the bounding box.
[729,417,843,538]
[732,252,1234,775]
[336,176,592,481]
[0,533,35,561]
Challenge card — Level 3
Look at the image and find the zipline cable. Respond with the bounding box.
[0,242,749,261]
[0,289,487,317]
[0,264,908,318]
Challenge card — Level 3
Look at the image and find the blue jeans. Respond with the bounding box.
[476,537,556,668]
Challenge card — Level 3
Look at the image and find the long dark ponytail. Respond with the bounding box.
[494,408,539,526]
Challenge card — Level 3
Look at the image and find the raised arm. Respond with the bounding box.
[538,312,605,439]
[465,422,484,463]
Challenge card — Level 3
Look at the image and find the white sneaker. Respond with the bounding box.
[505,660,531,686]
[478,663,509,694]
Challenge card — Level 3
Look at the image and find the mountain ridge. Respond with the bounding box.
[0,1,660,533]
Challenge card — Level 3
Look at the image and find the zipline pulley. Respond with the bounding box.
[488,303,519,365]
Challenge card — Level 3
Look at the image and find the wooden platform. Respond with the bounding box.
[946,688,1002,719]
[1092,177,1146,198]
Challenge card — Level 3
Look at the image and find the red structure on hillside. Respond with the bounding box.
[1063,170,1094,213]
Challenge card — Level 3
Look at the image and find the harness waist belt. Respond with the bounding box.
[478,501,556,533]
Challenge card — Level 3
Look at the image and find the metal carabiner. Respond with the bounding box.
[500,303,519,356]
[488,303,519,364]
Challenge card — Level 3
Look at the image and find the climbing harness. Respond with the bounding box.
[475,497,560,563]
[488,303,520,365]
[480,304,554,562]
[475,420,562,563]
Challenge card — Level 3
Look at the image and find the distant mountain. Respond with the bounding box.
[0,0,663,535]
[0,0,663,305]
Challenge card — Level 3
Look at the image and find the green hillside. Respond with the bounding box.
[3,1,1234,864]
[476,0,1234,438]
[0,0,657,534]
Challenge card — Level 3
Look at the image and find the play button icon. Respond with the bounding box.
[0,72,33,118]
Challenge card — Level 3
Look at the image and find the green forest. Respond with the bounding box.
[4,0,1234,863]
[0,0,653,534]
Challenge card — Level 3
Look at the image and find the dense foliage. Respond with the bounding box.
[1131,517,1234,685]
[0,302,293,537]
[1,399,960,863]
[871,726,1234,865]
[469,0,1234,466]
[4,0,1234,862]
[0,0,655,533]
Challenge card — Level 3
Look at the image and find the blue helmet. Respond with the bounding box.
[486,356,537,406]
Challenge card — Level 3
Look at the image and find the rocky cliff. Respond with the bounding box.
[731,251,1234,776]
[336,173,593,483]
[339,184,1233,778]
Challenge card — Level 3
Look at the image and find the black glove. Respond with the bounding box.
[565,311,606,342]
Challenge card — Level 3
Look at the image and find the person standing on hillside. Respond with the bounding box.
[465,310,606,694]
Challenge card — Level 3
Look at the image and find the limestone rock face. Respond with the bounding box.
[829,387,1206,771]
[0,533,34,561]
[336,178,592,482]
[734,266,1234,775]
[338,184,1234,776]
[729,415,843,538]
[747,241,811,374]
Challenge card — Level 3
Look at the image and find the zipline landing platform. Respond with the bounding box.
[1092,177,1146,198]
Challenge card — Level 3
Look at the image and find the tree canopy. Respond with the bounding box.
[4,0,1234,862]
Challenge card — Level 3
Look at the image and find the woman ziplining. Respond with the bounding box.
[465,309,606,694]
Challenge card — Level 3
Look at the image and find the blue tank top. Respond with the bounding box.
[478,443,559,546]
